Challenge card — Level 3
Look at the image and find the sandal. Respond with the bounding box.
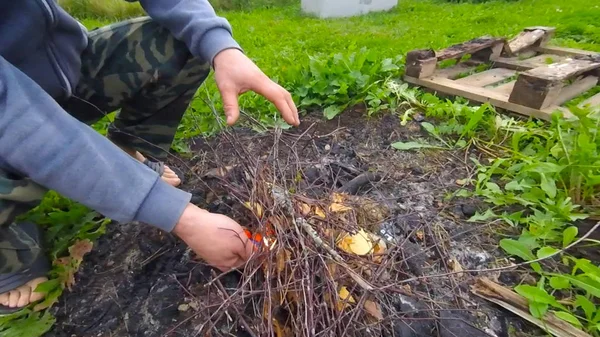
[0,222,50,315]
[142,159,184,185]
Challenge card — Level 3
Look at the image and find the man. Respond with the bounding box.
[0,0,299,313]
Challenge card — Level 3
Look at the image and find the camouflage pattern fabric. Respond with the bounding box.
[0,17,209,274]
[63,16,211,160]
[0,170,47,274]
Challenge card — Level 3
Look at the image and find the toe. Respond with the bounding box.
[162,166,181,186]
[163,166,179,178]
[162,176,181,187]
[0,293,8,306]
[28,277,48,303]
[16,287,31,308]
[8,289,21,308]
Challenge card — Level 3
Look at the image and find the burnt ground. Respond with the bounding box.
[45,109,541,337]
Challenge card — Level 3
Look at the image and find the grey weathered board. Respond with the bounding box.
[403,27,600,121]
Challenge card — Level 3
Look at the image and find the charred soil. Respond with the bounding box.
[46,110,535,337]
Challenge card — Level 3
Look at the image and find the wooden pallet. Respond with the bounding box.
[403,27,600,121]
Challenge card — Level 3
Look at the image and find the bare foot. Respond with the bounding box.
[131,151,181,187]
[0,277,47,309]
[116,145,181,187]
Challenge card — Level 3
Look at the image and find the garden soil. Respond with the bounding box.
[45,109,538,337]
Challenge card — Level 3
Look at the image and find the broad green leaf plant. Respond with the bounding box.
[391,85,600,335]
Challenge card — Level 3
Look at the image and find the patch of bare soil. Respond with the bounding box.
[46,110,531,337]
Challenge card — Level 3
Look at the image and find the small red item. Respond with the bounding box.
[244,229,263,251]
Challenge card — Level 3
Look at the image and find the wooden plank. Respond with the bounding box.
[526,59,600,81]
[506,29,546,55]
[436,64,478,79]
[455,68,516,87]
[436,36,505,61]
[494,57,542,71]
[489,80,516,95]
[509,60,600,109]
[579,92,600,109]
[536,45,600,58]
[554,76,598,106]
[524,26,556,46]
[405,50,438,79]
[403,75,573,121]
[473,278,594,337]
[472,42,504,62]
[493,54,566,71]
[523,54,565,66]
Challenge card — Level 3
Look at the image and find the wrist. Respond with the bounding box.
[213,48,244,69]
[173,203,209,237]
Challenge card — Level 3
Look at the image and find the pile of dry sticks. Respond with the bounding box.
[183,130,416,337]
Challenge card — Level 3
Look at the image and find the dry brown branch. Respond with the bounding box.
[473,278,592,337]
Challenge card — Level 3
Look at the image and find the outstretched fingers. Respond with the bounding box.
[252,78,299,126]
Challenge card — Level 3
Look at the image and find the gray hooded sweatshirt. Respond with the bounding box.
[0,0,242,232]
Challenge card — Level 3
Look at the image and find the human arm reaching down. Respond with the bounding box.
[0,56,252,271]
[128,0,300,127]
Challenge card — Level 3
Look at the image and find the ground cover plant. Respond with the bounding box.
[2,0,600,336]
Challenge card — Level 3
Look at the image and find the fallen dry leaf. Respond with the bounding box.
[244,201,264,218]
[203,165,234,178]
[329,192,353,212]
[415,230,424,241]
[330,202,352,213]
[69,239,93,263]
[62,239,94,290]
[448,257,464,277]
[314,206,326,219]
[299,202,311,215]
[272,318,294,337]
[364,300,384,320]
[276,249,291,274]
[368,233,387,263]
[339,286,354,302]
[337,229,375,256]
[326,260,338,279]
[323,287,354,312]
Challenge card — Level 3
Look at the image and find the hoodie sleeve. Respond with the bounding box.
[0,56,191,232]
[129,0,243,65]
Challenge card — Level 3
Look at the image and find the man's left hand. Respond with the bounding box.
[213,48,300,127]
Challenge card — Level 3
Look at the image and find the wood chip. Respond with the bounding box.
[472,278,592,337]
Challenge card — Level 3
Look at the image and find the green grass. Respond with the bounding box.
[79,0,600,146]
[79,0,600,72]
[3,0,600,336]
[58,0,296,17]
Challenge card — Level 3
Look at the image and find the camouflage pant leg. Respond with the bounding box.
[62,17,211,161]
[0,169,47,274]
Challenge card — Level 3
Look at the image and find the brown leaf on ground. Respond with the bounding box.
[336,286,356,311]
[299,202,311,215]
[244,201,264,218]
[69,239,93,263]
[314,206,326,219]
[364,300,384,320]
[329,192,353,212]
[203,165,234,178]
[276,249,291,275]
[60,239,93,290]
[448,257,464,277]
[273,317,294,337]
[53,257,71,267]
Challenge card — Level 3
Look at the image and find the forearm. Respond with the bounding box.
[0,56,191,232]
[129,0,243,65]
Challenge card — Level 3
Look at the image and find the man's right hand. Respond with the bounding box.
[172,203,254,271]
